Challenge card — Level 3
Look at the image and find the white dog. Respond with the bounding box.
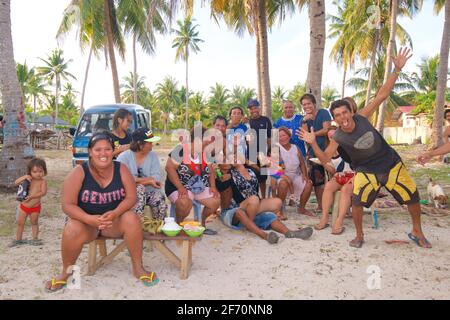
[427,178,448,209]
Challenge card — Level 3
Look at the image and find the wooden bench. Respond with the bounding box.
[87,231,202,279]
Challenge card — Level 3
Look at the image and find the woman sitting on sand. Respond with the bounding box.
[117,128,167,220]
[314,126,354,235]
[274,127,313,217]
[164,127,220,234]
[45,132,159,292]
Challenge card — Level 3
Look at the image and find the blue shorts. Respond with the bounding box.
[220,206,277,231]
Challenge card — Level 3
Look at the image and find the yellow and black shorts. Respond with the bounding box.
[352,162,419,207]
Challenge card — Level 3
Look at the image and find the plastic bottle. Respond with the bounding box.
[215,168,222,178]
[372,209,379,229]
[16,179,30,202]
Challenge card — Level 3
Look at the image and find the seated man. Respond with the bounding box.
[216,163,313,244]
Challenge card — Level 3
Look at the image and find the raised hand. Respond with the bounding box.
[392,47,412,72]
[299,127,316,144]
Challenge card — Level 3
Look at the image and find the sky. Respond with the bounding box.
[10,0,445,109]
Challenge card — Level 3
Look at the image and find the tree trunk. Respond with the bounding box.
[104,0,121,103]
[55,75,60,127]
[185,48,189,129]
[306,0,326,109]
[133,33,138,104]
[255,18,262,104]
[341,67,346,98]
[365,27,380,107]
[256,0,272,119]
[33,95,37,124]
[80,41,94,114]
[376,0,398,133]
[431,1,450,149]
[0,0,34,190]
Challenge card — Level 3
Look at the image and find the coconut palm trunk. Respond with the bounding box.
[0,0,33,189]
[376,0,398,133]
[341,67,347,98]
[80,42,94,114]
[256,0,272,119]
[104,0,121,103]
[133,34,138,104]
[33,95,37,123]
[431,1,450,148]
[185,47,189,129]
[54,74,60,126]
[306,0,326,109]
[365,28,380,107]
[256,24,262,104]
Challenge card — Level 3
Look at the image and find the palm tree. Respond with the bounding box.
[117,0,171,104]
[37,49,76,126]
[27,71,48,123]
[155,76,180,135]
[0,0,33,189]
[432,0,450,148]
[16,62,35,106]
[287,82,307,110]
[299,0,326,109]
[411,55,442,93]
[321,85,340,108]
[208,83,230,117]
[120,72,151,105]
[230,86,256,109]
[58,0,106,112]
[347,55,416,115]
[172,16,204,129]
[272,86,287,120]
[376,0,423,132]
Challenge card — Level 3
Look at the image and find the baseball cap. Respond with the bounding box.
[132,128,161,143]
[247,99,260,108]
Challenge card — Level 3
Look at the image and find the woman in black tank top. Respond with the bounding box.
[45,132,159,292]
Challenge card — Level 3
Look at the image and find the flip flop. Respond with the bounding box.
[407,233,432,249]
[314,223,330,230]
[349,238,364,248]
[266,232,279,244]
[139,272,159,287]
[8,239,27,247]
[203,228,218,235]
[29,239,43,246]
[331,227,345,235]
[45,278,67,293]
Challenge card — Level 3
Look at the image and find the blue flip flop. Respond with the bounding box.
[408,233,432,249]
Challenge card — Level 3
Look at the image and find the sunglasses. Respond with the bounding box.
[88,133,114,148]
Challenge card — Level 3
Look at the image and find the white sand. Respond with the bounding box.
[0,148,449,300]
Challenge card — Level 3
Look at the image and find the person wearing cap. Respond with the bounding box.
[117,128,167,220]
[247,98,272,199]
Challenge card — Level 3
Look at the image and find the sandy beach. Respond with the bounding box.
[0,146,449,300]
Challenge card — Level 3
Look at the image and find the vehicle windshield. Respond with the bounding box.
[76,112,115,137]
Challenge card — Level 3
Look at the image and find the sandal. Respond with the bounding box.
[407,233,432,249]
[314,223,330,230]
[139,272,159,287]
[45,278,67,293]
[349,238,364,248]
[331,227,346,235]
[8,239,27,247]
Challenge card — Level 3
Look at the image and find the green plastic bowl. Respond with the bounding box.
[162,228,181,237]
[183,226,205,237]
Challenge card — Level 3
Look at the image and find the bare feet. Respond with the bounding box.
[297,207,315,217]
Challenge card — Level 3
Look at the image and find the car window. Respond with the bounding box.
[137,112,148,129]
[76,112,114,136]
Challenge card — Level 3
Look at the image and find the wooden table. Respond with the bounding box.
[87,231,202,279]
